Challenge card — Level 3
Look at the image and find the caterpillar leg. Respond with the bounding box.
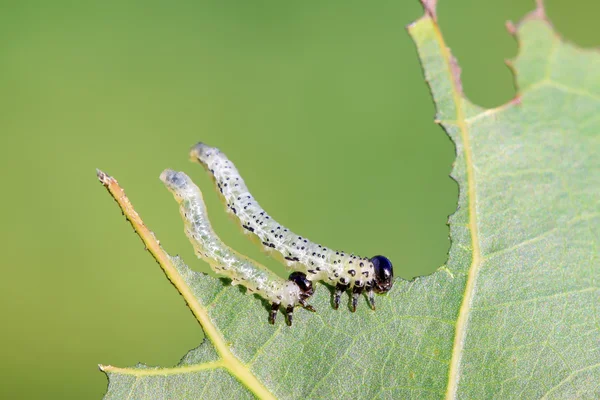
[300,299,316,313]
[351,286,364,312]
[366,288,376,311]
[269,302,280,325]
[333,283,349,309]
[285,305,294,326]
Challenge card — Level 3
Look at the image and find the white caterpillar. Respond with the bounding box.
[189,143,394,311]
[161,169,315,326]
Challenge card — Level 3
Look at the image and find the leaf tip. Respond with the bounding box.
[517,0,551,29]
[97,169,113,186]
[532,0,547,21]
[420,0,438,21]
[505,20,517,36]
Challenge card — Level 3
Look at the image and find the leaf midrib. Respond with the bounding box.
[421,16,484,400]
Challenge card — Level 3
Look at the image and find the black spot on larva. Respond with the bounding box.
[277,295,282,300]
[348,270,356,276]
[349,261,353,264]
[303,239,307,243]
[285,256,299,261]
[362,271,369,276]
[269,243,276,248]
[340,277,347,284]
[312,252,316,256]
[334,273,339,278]
[292,242,296,246]
[301,246,305,250]
[334,261,337,264]
[262,242,269,246]
[360,262,364,267]
[271,230,275,233]
[308,270,316,274]
[243,225,255,233]
[316,267,321,271]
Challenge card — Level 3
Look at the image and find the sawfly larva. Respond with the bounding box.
[189,143,394,312]
[161,169,315,326]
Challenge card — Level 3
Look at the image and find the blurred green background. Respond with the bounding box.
[0,0,596,398]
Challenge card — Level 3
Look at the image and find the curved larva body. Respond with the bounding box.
[189,143,394,311]
[161,169,314,325]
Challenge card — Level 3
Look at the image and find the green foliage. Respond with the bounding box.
[101,2,600,399]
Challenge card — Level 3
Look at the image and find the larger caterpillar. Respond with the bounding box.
[161,169,315,326]
[189,143,394,311]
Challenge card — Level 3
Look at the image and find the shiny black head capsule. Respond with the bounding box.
[370,255,394,293]
[289,272,314,298]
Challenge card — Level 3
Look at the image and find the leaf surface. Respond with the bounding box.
[100,2,600,398]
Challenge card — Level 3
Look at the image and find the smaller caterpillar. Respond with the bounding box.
[161,169,315,326]
[189,143,394,311]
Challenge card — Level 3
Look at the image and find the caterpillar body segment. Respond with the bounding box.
[189,143,394,311]
[161,169,315,325]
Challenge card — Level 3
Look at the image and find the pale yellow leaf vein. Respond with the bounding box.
[419,15,483,400]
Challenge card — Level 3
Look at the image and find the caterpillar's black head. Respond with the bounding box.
[289,272,314,299]
[370,255,394,293]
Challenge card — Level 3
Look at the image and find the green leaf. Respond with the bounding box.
[99,2,600,398]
